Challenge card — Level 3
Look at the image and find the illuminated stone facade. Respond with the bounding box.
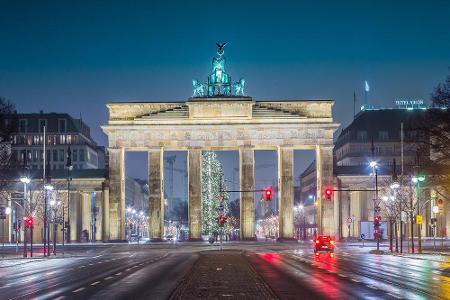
[102,97,339,241]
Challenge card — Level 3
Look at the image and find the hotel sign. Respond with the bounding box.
[395,99,424,106]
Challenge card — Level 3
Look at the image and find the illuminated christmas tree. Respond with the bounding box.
[201,151,229,236]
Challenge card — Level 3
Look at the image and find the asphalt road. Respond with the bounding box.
[0,242,448,300]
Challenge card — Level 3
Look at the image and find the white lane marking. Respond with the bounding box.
[104,276,114,280]
[351,278,360,282]
[367,285,378,290]
[90,281,100,286]
[79,265,85,268]
[53,296,66,300]
[46,271,57,275]
[115,272,122,276]
[387,292,402,299]
[338,274,347,278]
[126,268,131,271]
[72,287,85,293]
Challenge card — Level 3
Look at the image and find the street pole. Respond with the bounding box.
[400,197,403,254]
[375,166,379,251]
[67,170,71,243]
[417,180,422,254]
[23,181,27,258]
[410,185,414,254]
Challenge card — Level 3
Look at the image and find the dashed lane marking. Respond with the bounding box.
[338,274,347,278]
[72,287,85,293]
[387,292,402,299]
[351,278,361,283]
[115,272,122,276]
[53,296,66,300]
[104,276,114,280]
[90,281,100,286]
[367,285,378,290]
[126,268,131,271]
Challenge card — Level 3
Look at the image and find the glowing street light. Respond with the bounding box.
[369,161,377,168]
[432,205,439,214]
[412,176,425,183]
[20,176,30,184]
[44,184,54,191]
[390,182,400,189]
[5,207,11,215]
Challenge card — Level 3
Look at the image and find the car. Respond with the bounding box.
[313,235,335,253]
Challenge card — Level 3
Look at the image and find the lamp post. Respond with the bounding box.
[432,205,439,250]
[370,160,380,251]
[390,182,400,253]
[50,199,60,255]
[20,176,30,258]
[309,194,317,238]
[44,184,53,256]
[412,175,425,253]
[66,146,72,243]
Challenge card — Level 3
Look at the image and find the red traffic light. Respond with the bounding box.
[24,216,34,228]
[264,187,273,201]
[218,215,227,227]
[324,188,333,200]
[374,215,381,226]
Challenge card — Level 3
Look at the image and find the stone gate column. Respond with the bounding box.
[81,192,92,240]
[69,192,82,242]
[240,147,255,240]
[278,146,295,240]
[108,147,125,241]
[94,192,103,241]
[102,183,110,241]
[316,145,335,236]
[188,148,202,240]
[148,148,164,241]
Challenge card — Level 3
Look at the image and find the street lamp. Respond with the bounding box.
[412,175,425,253]
[20,176,30,258]
[432,205,439,214]
[369,160,380,250]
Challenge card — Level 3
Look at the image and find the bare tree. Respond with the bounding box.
[0,97,17,203]
[416,74,450,195]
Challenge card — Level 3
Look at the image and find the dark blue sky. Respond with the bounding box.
[1,0,450,183]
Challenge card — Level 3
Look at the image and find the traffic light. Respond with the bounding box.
[218,215,227,227]
[24,216,34,228]
[324,188,333,200]
[374,215,381,226]
[264,187,273,201]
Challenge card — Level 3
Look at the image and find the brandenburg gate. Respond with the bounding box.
[102,44,339,241]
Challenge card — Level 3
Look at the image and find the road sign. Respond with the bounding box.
[360,233,366,240]
[374,206,381,213]
[416,214,423,225]
[347,217,353,224]
[0,207,6,220]
[401,211,407,222]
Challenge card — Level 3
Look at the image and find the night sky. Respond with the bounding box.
[1,1,450,194]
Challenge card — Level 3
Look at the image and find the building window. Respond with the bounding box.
[19,119,27,133]
[73,149,78,162]
[53,150,58,161]
[59,150,65,162]
[58,119,67,133]
[38,119,47,133]
[357,130,367,141]
[79,149,85,162]
[378,131,389,140]
[67,135,72,144]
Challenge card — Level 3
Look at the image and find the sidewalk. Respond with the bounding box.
[170,250,277,299]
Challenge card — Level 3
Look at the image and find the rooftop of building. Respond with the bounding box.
[335,107,428,149]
